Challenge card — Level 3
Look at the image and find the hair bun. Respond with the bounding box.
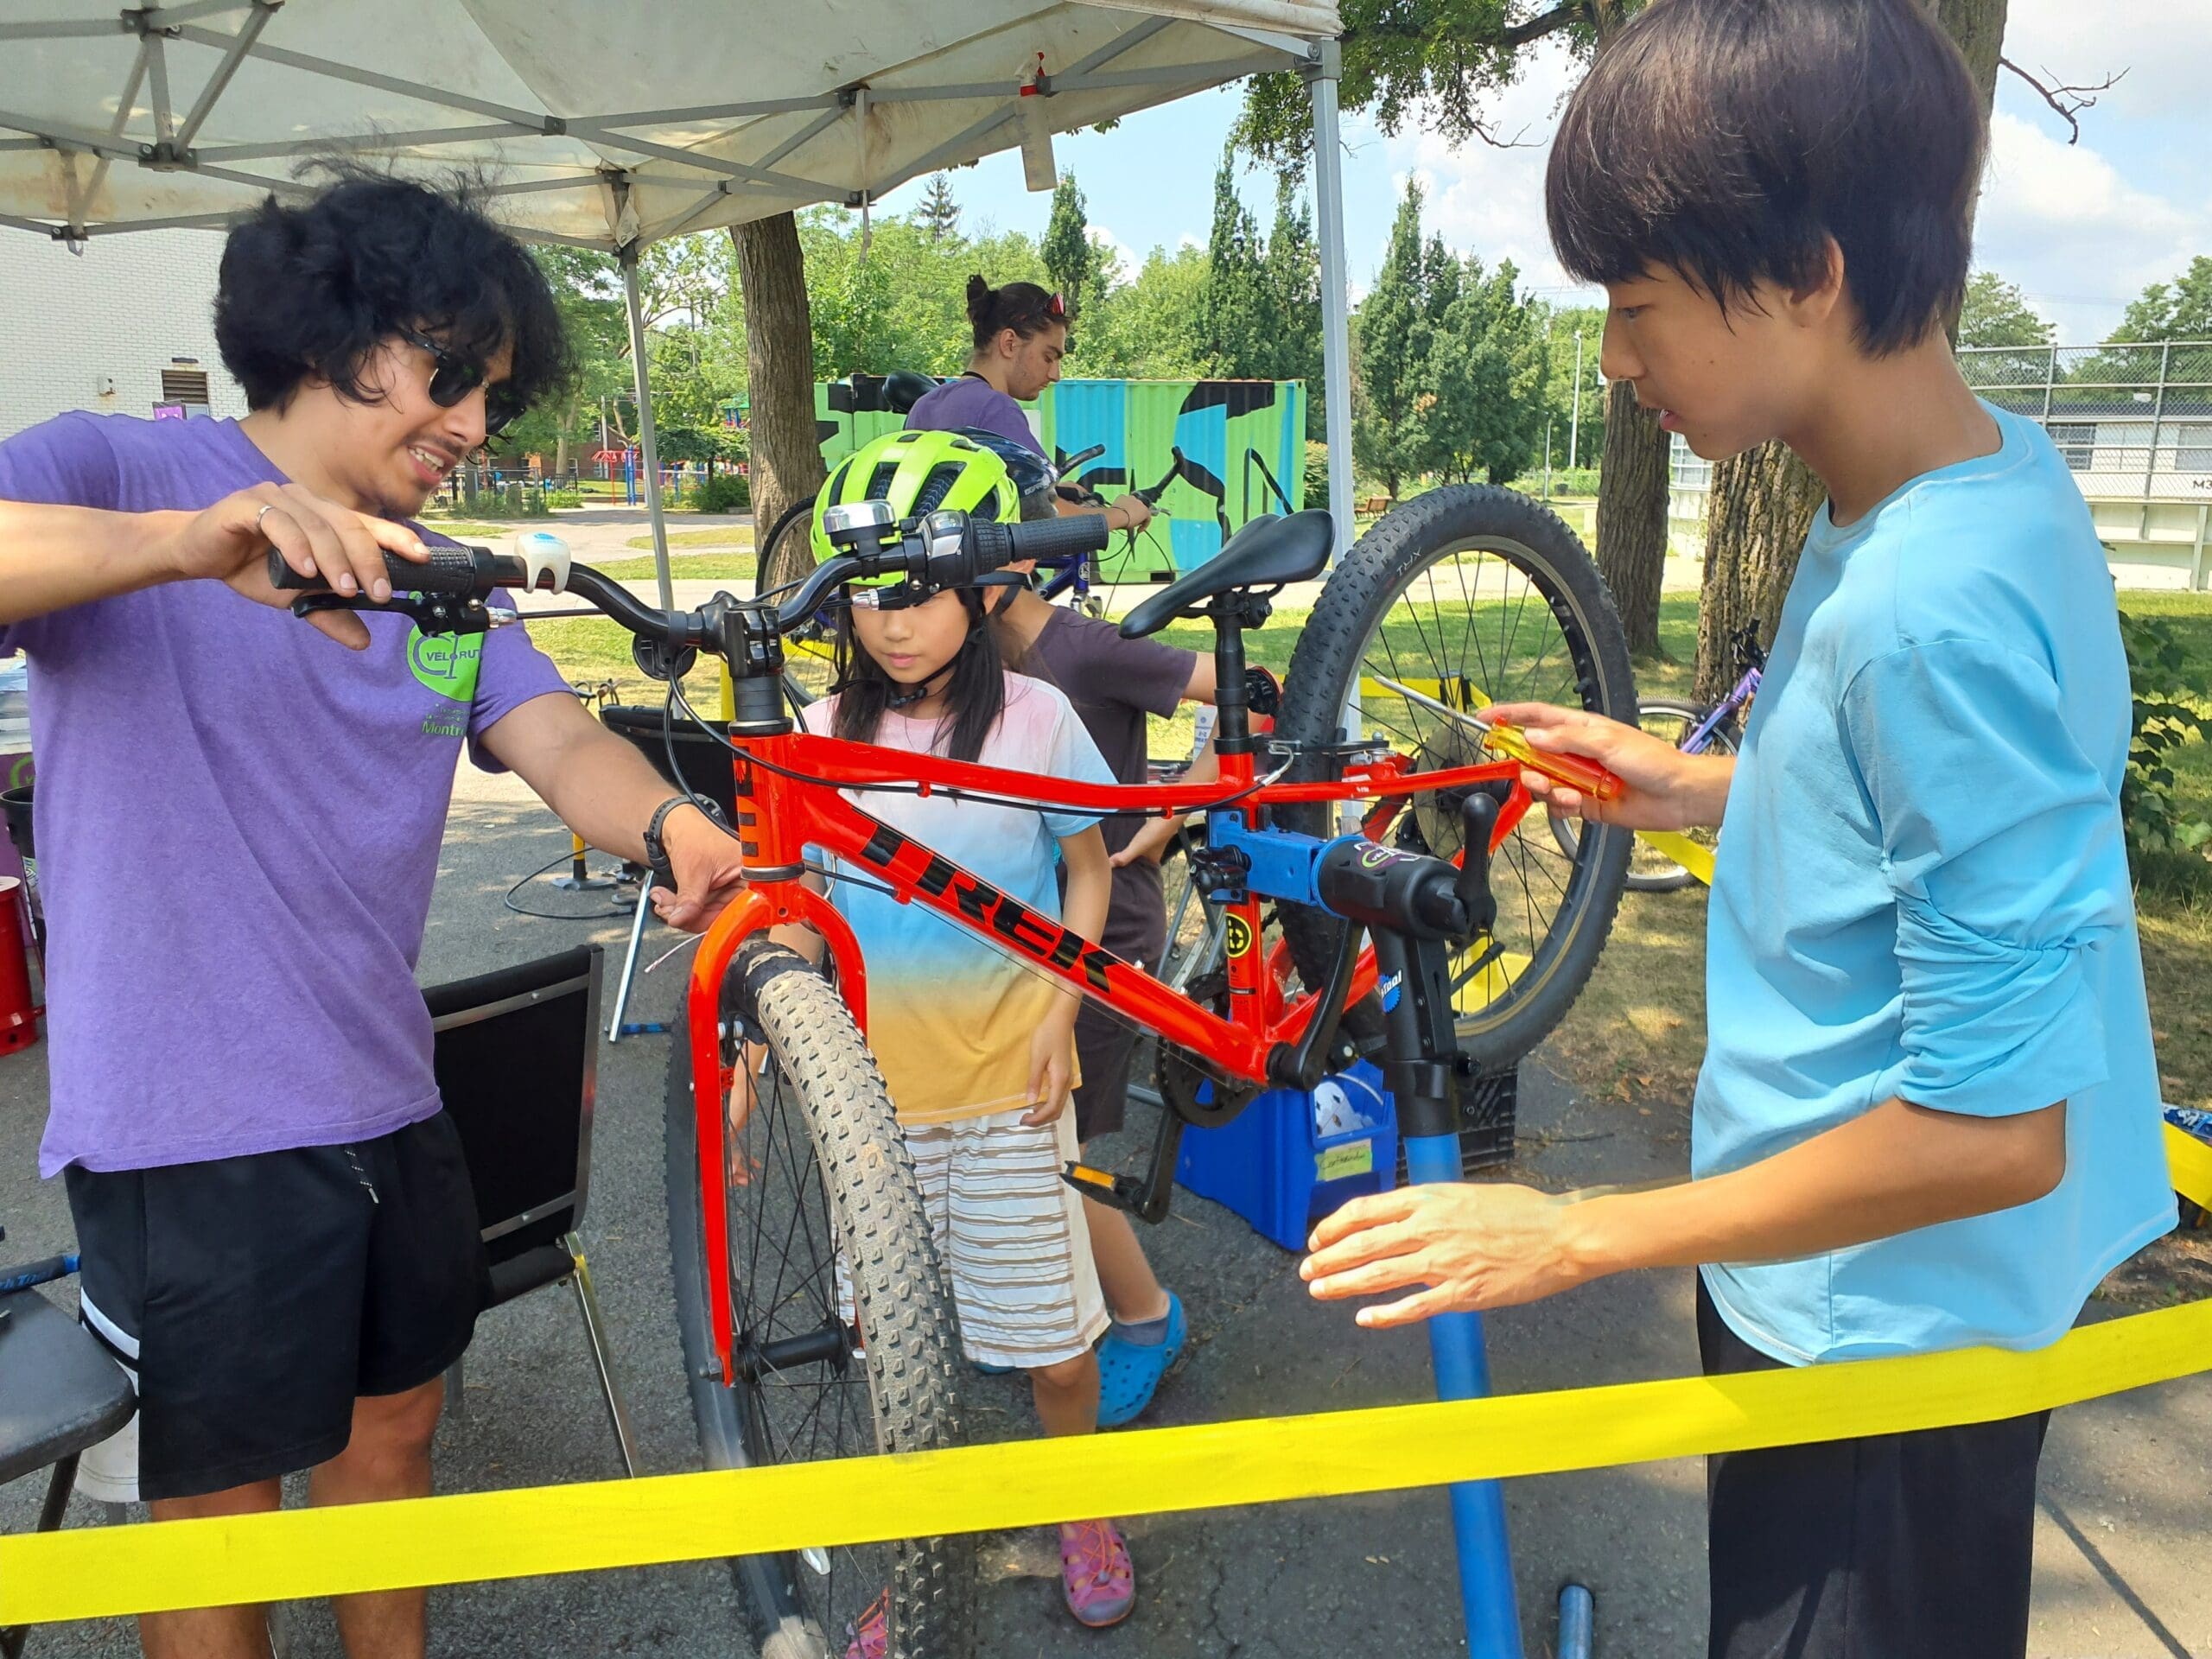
[964,274,994,325]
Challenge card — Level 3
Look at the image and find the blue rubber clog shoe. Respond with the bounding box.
[1095,1290,1185,1427]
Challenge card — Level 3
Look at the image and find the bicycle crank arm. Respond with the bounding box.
[1064,1109,1187,1224]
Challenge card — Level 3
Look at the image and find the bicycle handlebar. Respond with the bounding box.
[269,510,1113,655]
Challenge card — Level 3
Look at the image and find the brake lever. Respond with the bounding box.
[290,591,496,634]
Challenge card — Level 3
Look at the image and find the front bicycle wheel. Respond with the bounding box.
[1549,697,1738,892]
[754,492,838,706]
[665,940,972,1659]
[1274,486,1636,1073]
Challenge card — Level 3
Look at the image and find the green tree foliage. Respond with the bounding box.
[916,174,961,245]
[1198,148,1273,378]
[1235,0,1643,172]
[2111,255,2212,343]
[1078,245,1212,378]
[1042,173,1110,323]
[1540,302,1606,468]
[1260,176,1325,435]
[1423,257,1550,484]
[1352,181,1431,497]
[1958,270,2055,348]
[1352,180,1551,493]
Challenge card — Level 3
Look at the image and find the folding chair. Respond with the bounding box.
[425,944,637,1477]
[595,704,738,1042]
[0,1287,134,1658]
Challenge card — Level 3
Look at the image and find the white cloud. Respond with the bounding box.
[1974,111,2208,342]
[1997,0,2212,123]
[1085,223,1141,286]
[1371,39,1605,308]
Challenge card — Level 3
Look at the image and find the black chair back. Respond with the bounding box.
[425,944,601,1267]
[598,705,738,825]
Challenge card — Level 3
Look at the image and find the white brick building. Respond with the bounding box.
[0,228,245,440]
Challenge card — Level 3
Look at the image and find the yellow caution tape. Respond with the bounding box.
[2169,1120,2212,1211]
[6,1296,2209,1625]
[1635,829,1717,887]
[7,1136,2203,1626]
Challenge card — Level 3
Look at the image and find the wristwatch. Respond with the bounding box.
[643,793,726,891]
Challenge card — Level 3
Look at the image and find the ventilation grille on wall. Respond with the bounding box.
[160,361,211,405]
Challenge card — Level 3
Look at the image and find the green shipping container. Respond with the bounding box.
[806,377,1304,580]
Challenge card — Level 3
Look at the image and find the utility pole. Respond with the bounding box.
[1543,420,1554,501]
[1568,330,1584,471]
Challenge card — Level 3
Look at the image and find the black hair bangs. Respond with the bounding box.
[1545,0,1984,355]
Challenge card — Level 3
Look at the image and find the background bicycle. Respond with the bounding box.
[1550,621,1764,892]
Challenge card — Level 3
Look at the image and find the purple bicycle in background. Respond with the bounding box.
[1553,622,1764,892]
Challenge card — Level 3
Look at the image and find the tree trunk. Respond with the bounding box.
[730,213,826,589]
[1581,0,1671,660]
[1694,441,1822,701]
[1593,381,1669,655]
[1694,0,2008,692]
[1924,0,2004,113]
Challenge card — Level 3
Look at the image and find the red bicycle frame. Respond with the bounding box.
[684,730,1534,1383]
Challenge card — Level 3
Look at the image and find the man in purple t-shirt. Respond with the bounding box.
[0,178,746,1658]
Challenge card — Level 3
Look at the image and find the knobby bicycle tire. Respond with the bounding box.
[1273,486,1636,1073]
[1550,696,1738,893]
[664,939,972,1659]
[756,491,837,709]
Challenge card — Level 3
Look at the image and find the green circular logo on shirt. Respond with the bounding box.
[407,628,484,703]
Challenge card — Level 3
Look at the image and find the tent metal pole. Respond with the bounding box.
[1304,41,1354,563]
[1305,39,1359,810]
[620,243,674,608]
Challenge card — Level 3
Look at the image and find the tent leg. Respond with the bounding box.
[621,244,675,609]
[1305,40,1360,816]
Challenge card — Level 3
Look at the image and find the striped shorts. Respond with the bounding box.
[905,1106,1108,1371]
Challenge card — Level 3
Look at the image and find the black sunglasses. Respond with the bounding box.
[399,328,526,435]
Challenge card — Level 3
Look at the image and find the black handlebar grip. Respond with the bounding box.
[1003,513,1111,565]
[265,544,504,596]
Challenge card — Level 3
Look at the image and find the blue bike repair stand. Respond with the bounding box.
[1373,931,1593,1659]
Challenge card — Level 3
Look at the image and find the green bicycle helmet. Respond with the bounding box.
[810,428,1020,576]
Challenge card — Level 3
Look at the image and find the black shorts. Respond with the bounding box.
[1698,1278,2050,1659]
[1071,866,1168,1144]
[66,1113,488,1502]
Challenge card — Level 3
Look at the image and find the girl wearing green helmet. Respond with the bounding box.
[774,427,1140,1640]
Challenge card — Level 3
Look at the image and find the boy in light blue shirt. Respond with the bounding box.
[1300,2,2175,1655]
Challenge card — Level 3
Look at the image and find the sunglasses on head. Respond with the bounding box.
[399,328,526,435]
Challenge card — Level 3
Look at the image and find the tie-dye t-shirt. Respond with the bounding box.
[801,673,1115,1125]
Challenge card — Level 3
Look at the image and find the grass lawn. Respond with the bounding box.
[622,528,756,551]
[592,552,756,582]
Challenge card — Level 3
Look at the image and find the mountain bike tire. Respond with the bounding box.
[665,939,972,1659]
[755,492,838,708]
[1273,486,1636,1073]
[1549,696,1738,893]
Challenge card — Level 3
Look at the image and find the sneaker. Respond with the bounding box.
[1058,1518,1136,1629]
[842,1588,888,1659]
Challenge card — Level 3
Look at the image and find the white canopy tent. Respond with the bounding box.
[0,0,1354,600]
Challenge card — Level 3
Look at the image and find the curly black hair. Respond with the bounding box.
[214,172,571,416]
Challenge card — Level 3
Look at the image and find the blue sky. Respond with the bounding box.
[870,0,2210,346]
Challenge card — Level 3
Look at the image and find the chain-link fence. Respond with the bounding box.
[1959,341,2212,494]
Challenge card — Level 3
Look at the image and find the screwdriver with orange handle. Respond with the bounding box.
[1365,672,1625,804]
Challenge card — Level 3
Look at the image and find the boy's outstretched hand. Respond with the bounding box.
[1300,1182,1594,1326]
[1484,702,1732,832]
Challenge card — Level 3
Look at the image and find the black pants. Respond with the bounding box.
[1699,1279,2049,1659]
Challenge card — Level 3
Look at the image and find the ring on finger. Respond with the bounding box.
[253,502,276,537]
